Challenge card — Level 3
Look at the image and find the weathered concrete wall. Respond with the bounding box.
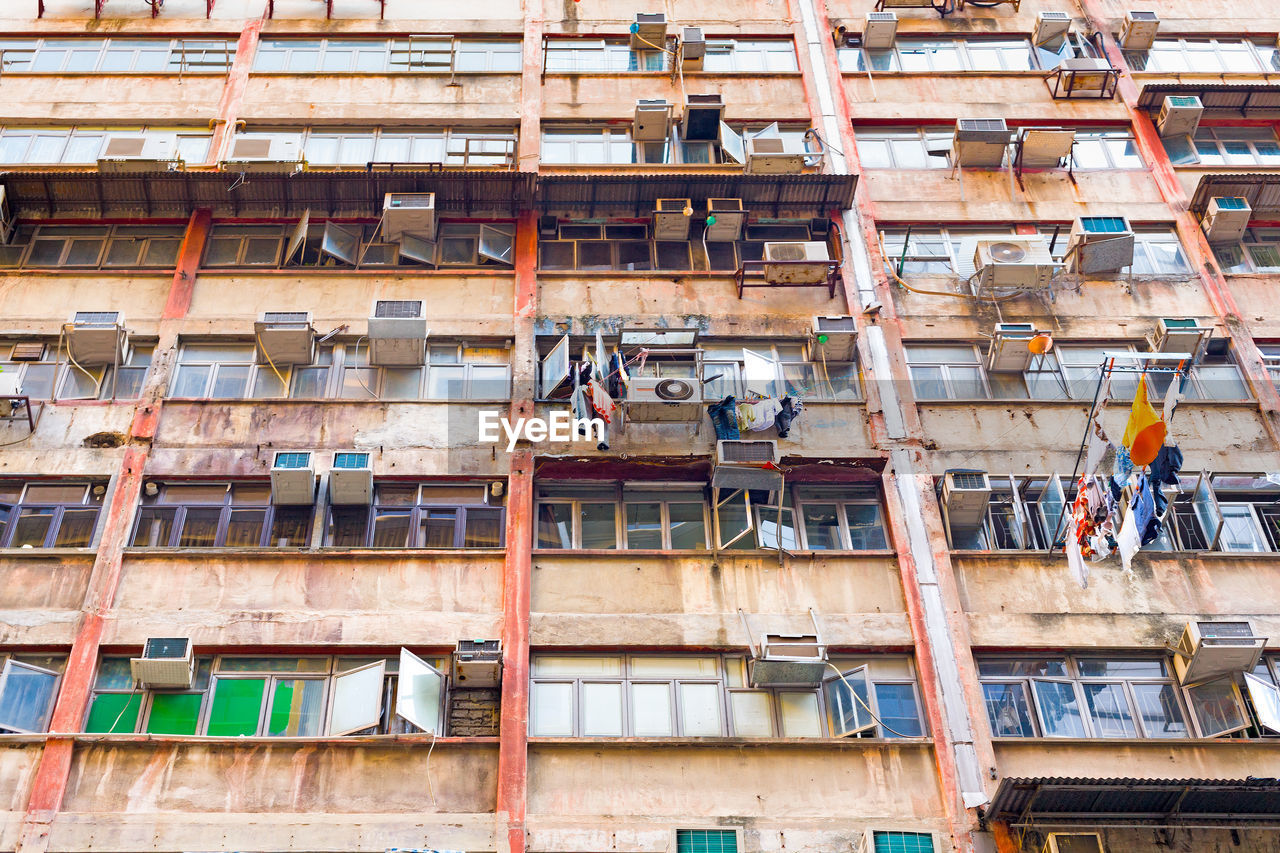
[0,405,138,463]
[0,553,92,645]
[541,75,809,122]
[240,75,522,124]
[844,74,1129,122]
[0,744,42,851]
[23,0,524,24]
[0,76,222,125]
[0,274,170,331]
[995,739,1280,779]
[543,0,796,30]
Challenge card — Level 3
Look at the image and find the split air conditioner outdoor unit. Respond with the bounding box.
[744,134,808,174]
[453,639,503,688]
[763,241,831,284]
[368,300,428,366]
[680,27,706,65]
[1042,834,1104,853]
[952,118,1011,167]
[220,137,306,173]
[941,470,992,529]
[1120,10,1160,51]
[1152,317,1212,359]
[1174,620,1266,685]
[682,94,725,142]
[270,451,315,505]
[653,198,693,240]
[1157,95,1203,138]
[254,311,315,366]
[862,11,898,50]
[705,198,746,241]
[749,633,828,687]
[382,193,436,241]
[812,315,858,361]
[130,638,194,689]
[633,99,674,141]
[1032,11,1072,46]
[329,451,373,505]
[972,238,1057,292]
[627,376,703,422]
[67,311,128,365]
[1201,197,1251,243]
[97,136,184,173]
[987,322,1040,372]
[1067,216,1135,274]
[630,12,667,50]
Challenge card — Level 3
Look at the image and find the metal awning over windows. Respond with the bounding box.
[986,777,1280,827]
[1137,83,1280,116]
[1190,173,1280,218]
[537,173,857,218]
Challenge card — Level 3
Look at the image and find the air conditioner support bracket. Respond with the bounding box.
[1045,66,1120,100]
[735,260,840,299]
[0,396,38,436]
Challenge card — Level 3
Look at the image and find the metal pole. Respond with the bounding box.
[1046,355,1111,552]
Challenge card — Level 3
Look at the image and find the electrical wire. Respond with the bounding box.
[825,662,919,739]
[254,329,289,393]
[60,324,107,400]
[424,728,438,805]
[350,335,380,400]
[104,683,142,734]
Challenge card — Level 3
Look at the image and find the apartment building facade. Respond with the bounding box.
[0,0,1277,852]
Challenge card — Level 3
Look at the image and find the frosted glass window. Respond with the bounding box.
[531,682,573,736]
[679,682,722,735]
[533,656,623,677]
[581,682,623,735]
[730,692,773,736]
[630,658,718,678]
[778,691,822,737]
[631,683,673,736]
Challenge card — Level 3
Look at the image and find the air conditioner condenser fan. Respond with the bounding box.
[655,378,696,400]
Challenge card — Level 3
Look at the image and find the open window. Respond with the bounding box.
[327,660,385,736]
[0,659,60,733]
[540,334,571,398]
[396,648,444,734]
[753,504,797,550]
[478,225,514,265]
[1184,676,1248,737]
[285,211,310,266]
[714,488,754,549]
[1244,672,1280,735]
[398,233,437,266]
[1192,471,1224,550]
[1037,471,1066,547]
[719,121,745,165]
[321,222,362,266]
[1006,475,1029,549]
[824,666,876,737]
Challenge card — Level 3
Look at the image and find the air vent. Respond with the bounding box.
[333,451,370,469]
[271,451,316,506]
[373,300,424,319]
[717,439,779,465]
[9,343,44,361]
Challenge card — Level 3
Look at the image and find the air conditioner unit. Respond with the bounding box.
[745,135,808,174]
[1120,10,1159,51]
[683,94,725,142]
[812,315,857,361]
[941,470,991,529]
[972,238,1057,292]
[714,438,783,492]
[1059,57,1114,92]
[1032,11,1072,46]
[634,99,674,142]
[653,198,693,240]
[987,322,1039,372]
[270,451,315,505]
[1067,216,1135,274]
[862,11,898,50]
[1175,621,1266,684]
[1201,196,1251,243]
[1018,128,1076,167]
[0,373,20,418]
[717,439,780,466]
[763,241,831,284]
[680,27,706,64]
[705,198,746,241]
[368,300,428,366]
[254,311,314,366]
[382,193,436,242]
[97,136,183,173]
[453,639,502,688]
[630,12,667,50]
[1157,95,1203,138]
[220,137,306,173]
[67,311,128,365]
[1152,317,1211,358]
[749,633,828,687]
[1042,834,1104,853]
[952,118,1011,167]
[627,376,703,422]
[130,638,194,689]
[329,451,373,505]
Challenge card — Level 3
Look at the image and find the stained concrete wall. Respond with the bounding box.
[240,75,523,124]
[541,75,810,123]
[844,74,1129,122]
[0,76,222,125]
[0,744,42,851]
[0,553,92,646]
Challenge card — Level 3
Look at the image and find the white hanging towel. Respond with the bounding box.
[1065,517,1090,590]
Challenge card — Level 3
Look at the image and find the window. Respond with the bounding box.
[1246,656,1280,738]
[702,40,798,73]
[870,832,935,853]
[0,127,211,166]
[905,345,989,401]
[0,481,103,548]
[129,482,311,549]
[0,653,66,733]
[1164,127,1280,168]
[253,38,521,73]
[840,37,1047,73]
[84,653,445,736]
[544,39,668,73]
[0,340,152,400]
[539,220,819,273]
[856,127,1140,170]
[232,127,516,169]
[0,224,187,269]
[203,221,513,269]
[326,483,503,548]
[1262,345,1280,389]
[529,654,923,738]
[701,342,860,402]
[676,830,739,853]
[0,38,234,73]
[1125,38,1280,74]
[540,122,810,168]
[1214,228,1280,275]
[979,656,1188,739]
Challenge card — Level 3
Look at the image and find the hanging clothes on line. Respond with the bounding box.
[1122,379,1165,467]
[708,396,740,441]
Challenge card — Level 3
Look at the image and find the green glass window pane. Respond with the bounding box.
[676,829,738,853]
[206,678,266,736]
[85,693,141,733]
[267,678,324,736]
[146,693,202,735]
[873,831,935,853]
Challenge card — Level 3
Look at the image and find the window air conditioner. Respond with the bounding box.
[812,315,857,361]
[67,311,128,365]
[220,137,306,173]
[254,311,315,366]
[941,470,992,530]
[712,439,783,490]
[270,451,316,506]
[1059,57,1114,92]
[1032,11,1072,46]
[453,639,503,688]
[717,439,780,466]
[705,198,746,241]
[0,373,20,418]
[1018,128,1076,167]
[367,300,428,366]
[972,238,1057,292]
[653,198,693,240]
[1152,317,1211,358]
[630,12,667,51]
[130,638,194,689]
[329,451,373,505]
[749,633,828,687]
[626,376,703,422]
[381,193,436,242]
[952,118,1011,168]
[1042,834,1104,853]
[1174,621,1266,685]
[1201,196,1251,243]
[680,27,706,65]
[763,241,831,284]
[1067,216,1135,274]
[1120,10,1159,51]
[987,322,1039,372]
[97,136,184,173]
[633,99,674,142]
[745,134,807,174]
[682,94,725,142]
[862,12,898,51]
[1157,95,1202,138]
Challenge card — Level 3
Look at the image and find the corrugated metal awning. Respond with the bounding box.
[1189,173,1280,217]
[537,173,857,216]
[1137,83,1280,114]
[986,777,1280,826]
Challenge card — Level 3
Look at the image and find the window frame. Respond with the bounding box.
[324,483,505,549]
[252,37,522,74]
[0,655,65,734]
[0,37,235,74]
[128,481,313,550]
[0,481,104,549]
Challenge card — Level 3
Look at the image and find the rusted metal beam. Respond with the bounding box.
[209,20,263,165]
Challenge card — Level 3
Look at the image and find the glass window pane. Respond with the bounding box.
[755,506,797,550]
[1032,680,1086,737]
[268,507,310,547]
[178,507,222,547]
[679,682,722,736]
[1187,677,1246,737]
[845,504,888,549]
[579,503,617,549]
[370,508,412,547]
[983,682,1035,737]
[266,678,324,736]
[1082,682,1136,737]
[85,692,141,733]
[631,682,673,736]
[625,502,663,549]
[146,692,202,735]
[10,508,53,547]
[730,691,773,736]
[206,678,265,736]
[419,508,457,548]
[463,508,502,548]
[874,683,923,737]
[825,669,871,736]
[170,365,211,398]
[53,508,97,547]
[224,508,265,547]
[667,502,706,550]
[778,691,822,737]
[1130,683,1187,739]
[531,682,573,735]
[0,662,57,732]
[131,507,175,547]
[536,503,573,548]
[802,504,841,550]
[581,682,623,736]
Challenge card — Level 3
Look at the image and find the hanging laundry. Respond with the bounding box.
[594,329,608,382]
[608,351,628,399]
[1121,380,1165,467]
[774,397,801,437]
[1116,506,1140,574]
[737,397,784,432]
[587,379,616,425]
[1130,476,1161,547]
[1083,419,1110,480]
[1162,383,1181,423]
[707,395,740,441]
[1065,517,1090,590]
[1111,445,1133,494]
[1148,443,1183,516]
